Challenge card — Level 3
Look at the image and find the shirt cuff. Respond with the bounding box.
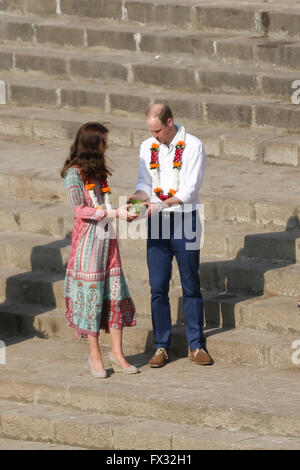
[135,183,151,199]
[173,188,192,205]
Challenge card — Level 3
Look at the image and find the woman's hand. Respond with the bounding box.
[107,204,139,222]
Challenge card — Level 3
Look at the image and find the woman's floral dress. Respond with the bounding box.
[64,167,136,339]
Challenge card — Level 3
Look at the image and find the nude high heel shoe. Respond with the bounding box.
[88,355,107,378]
[109,352,139,374]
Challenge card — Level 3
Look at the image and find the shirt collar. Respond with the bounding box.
[160,122,182,149]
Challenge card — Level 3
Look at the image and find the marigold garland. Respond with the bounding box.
[150,127,186,202]
[85,177,112,210]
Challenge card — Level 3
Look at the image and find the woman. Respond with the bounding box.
[61,122,139,377]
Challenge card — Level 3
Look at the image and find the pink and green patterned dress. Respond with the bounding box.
[64,166,136,340]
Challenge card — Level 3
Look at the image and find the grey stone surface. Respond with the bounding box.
[0,0,300,449]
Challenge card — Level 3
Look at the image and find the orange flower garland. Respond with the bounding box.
[85,177,112,210]
[150,139,185,201]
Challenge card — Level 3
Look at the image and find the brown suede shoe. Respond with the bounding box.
[189,348,213,366]
[149,348,169,368]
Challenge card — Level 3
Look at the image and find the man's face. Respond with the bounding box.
[146,117,173,145]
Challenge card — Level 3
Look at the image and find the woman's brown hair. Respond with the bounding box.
[61,122,111,180]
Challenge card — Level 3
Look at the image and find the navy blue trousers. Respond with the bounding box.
[147,210,204,352]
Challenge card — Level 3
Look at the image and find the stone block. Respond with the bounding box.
[69,387,107,413]
[0,51,13,71]
[87,29,135,51]
[226,265,265,295]
[132,64,197,90]
[266,11,300,38]
[55,420,90,448]
[206,102,252,127]
[282,46,300,70]
[139,34,190,55]
[27,0,57,15]
[255,105,300,131]
[70,58,127,82]
[222,135,260,162]
[32,118,79,140]
[113,426,171,450]
[0,0,25,13]
[61,88,106,111]
[254,202,293,229]
[245,232,298,262]
[261,75,296,98]
[15,54,68,78]
[154,97,202,122]
[0,22,34,43]
[88,423,113,449]
[36,25,85,47]
[61,0,121,18]
[110,93,151,116]
[18,211,72,238]
[0,114,33,138]
[195,6,255,32]
[264,267,300,297]
[263,141,299,167]
[200,70,257,93]
[126,2,191,28]
[1,409,55,442]
[216,39,254,62]
[10,84,58,107]
[200,134,220,158]
[256,42,288,68]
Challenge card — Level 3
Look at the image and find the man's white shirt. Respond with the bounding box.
[135,124,206,212]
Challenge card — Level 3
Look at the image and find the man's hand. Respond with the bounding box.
[144,201,165,217]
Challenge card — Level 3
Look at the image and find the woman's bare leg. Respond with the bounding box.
[109,327,132,368]
[88,335,106,371]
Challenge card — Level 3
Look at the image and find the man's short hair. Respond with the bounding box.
[146,104,173,126]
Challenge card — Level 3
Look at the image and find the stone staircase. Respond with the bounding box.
[0,0,300,450]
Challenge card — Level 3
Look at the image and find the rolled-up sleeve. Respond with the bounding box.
[175,141,206,204]
[64,167,107,221]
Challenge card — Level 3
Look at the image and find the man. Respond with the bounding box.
[131,103,213,368]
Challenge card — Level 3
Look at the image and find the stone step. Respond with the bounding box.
[0,266,184,323]
[243,231,300,263]
[0,12,299,72]
[0,301,299,368]
[201,257,300,298]
[1,12,300,74]
[0,231,70,273]
[1,70,298,130]
[1,260,299,335]
[2,110,300,169]
[2,0,300,39]
[1,335,300,441]
[0,228,299,297]
[1,44,299,104]
[0,137,299,232]
[0,436,84,450]
[1,397,300,450]
[4,192,297,262]
[204,293,300,335]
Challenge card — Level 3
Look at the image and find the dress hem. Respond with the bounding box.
[66,318,137,341]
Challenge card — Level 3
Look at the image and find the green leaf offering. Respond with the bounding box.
[127,198,147,216]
